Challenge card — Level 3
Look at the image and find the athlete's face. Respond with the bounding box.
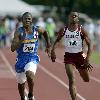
[68,12,79,24]
[22,14,32,27]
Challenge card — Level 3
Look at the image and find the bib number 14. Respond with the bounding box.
[67,40,78,47]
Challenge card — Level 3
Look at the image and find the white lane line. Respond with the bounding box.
[0,51,16,76]
[0,50,86,100]
[38,64,86,100]
[0,50,28,96]
[38,64,68,88]
[56,58,100,84]
[90,76,100,84]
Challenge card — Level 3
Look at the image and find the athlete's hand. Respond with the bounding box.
[84,59,93,72]
[86,63,93,72]
[84,58,89,66]
[51,49,56,62]
[45,47,51,58]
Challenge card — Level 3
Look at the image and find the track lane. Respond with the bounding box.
[0,47,100,100]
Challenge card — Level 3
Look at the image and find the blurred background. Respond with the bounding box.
[0,0,100,100]
[0,0,100,63]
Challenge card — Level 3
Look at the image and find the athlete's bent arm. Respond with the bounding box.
[38,27,51,55]
[51,28,64,62]
[11,30,20,52]
[38,27,50,47]
[81,27,92,62]
[53,28,64,50]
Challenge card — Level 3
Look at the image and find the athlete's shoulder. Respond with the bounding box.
[35,25,45,33]
[33,25,39,31]
[78,24,86,39]
[16,27,24,33]
[14,27,25,40]
[33,25,43,33]
[78,24,82,29]
[58,25,67,36]
[63,25,68,33]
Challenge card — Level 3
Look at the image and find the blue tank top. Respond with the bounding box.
[15,26,40,73]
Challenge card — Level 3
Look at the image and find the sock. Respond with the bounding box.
[21,96,25,100]
[28,93,33,98]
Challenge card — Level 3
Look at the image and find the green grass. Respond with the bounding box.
[90,51,100,64]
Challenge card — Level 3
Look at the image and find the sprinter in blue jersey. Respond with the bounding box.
[11,12,50,100]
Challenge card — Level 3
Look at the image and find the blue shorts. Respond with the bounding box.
[15,55,40,73]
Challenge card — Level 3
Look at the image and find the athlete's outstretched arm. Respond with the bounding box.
[38,27,50,47]
[51,28,64,62]
[11,29,22,52]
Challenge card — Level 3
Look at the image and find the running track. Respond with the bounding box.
[0,47,100,100]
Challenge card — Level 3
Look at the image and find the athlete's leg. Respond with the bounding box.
[76,52,90,82]
[16,72,27,100]
[18,83,26,100]
[26,71,35,98]
[65,64,77,100]
[25,62,37,99]
[78,69,89,82]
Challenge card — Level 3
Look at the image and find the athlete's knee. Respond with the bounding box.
[78,69,90,82]
[69,79,76,92]
[26,71,34,81]
[69,77,75,85]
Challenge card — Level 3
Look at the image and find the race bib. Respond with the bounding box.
[67,40,78,47]
[23,43,35,52]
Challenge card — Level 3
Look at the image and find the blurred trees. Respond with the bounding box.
[22,0,75,20]
[77,0,100,17]
[22,0,100,17]
[22,0,74,14]
[22,0,68,6]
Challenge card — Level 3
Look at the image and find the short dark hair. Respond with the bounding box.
[22,12,32,19]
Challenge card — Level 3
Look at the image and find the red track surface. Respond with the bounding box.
[0,47,100,100]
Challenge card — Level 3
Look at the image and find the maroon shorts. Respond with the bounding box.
[64,52,86,69]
